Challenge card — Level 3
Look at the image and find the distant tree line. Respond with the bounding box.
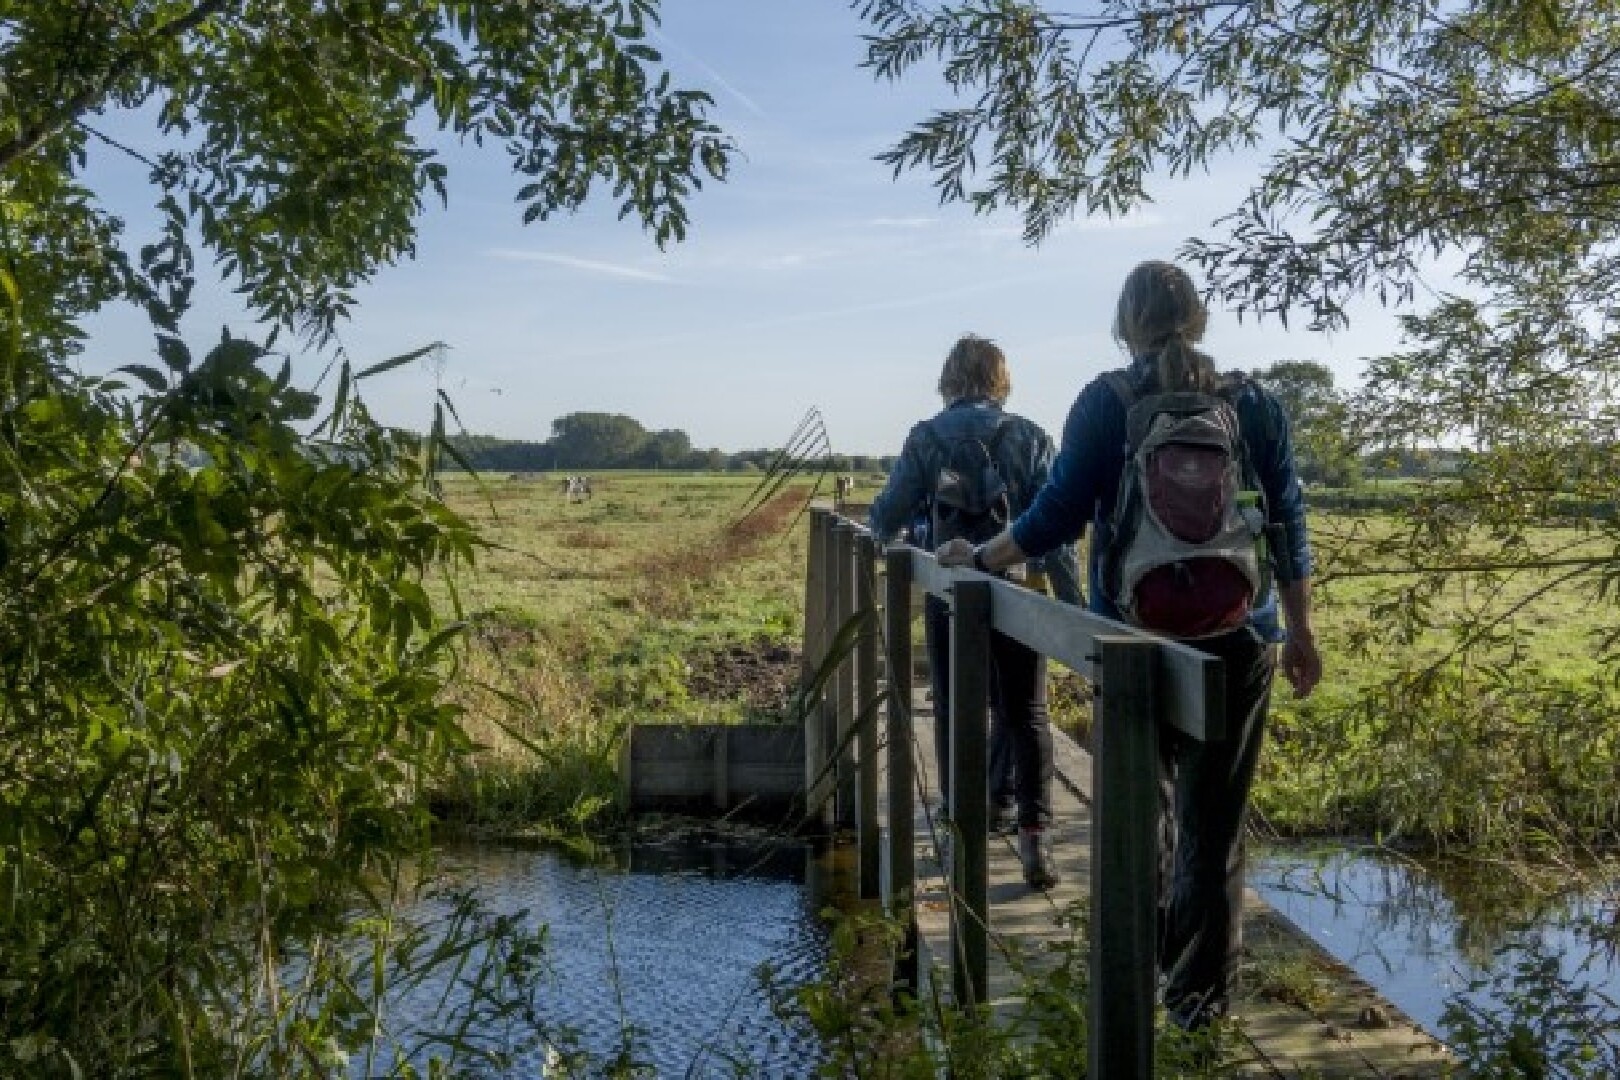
[453,394,1479,485]
[452,412,896,473]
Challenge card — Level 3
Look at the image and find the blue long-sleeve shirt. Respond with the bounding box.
[1010,374,1313,640]
[869,398,1083,606]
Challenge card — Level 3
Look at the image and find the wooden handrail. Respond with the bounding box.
[802,510,1217,1079]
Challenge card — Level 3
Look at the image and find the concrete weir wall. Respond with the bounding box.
[622,724,805,818]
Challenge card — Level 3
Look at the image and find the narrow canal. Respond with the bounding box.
[393,831,831,1077]
[389,833,1616,1076]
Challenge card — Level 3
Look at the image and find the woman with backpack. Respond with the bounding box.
[937,261,1323,1031]
[868,334,1081,891]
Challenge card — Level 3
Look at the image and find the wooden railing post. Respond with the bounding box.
[833,523,858,828]
[880,543,1217,1050]
[1090,635,1161,1080]
[856,533,882,898]
[884,545,917,990]
[817,515,844,829]
[949,577,992,1009]
[803,510,832,826]
[801,508,828,691]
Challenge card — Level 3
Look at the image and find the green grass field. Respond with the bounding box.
[433,470,828,831]
[436,471,1620,852]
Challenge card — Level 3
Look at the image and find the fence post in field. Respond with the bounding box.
[833,523,858,829]
[948,577,992,1009]
[883,545,917,990]
[802,510,832,826]
[1090,635,1161,1080]
[855,532,881,899]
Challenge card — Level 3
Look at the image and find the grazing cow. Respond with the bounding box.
[834,474,854,508]
[561,475,594,503]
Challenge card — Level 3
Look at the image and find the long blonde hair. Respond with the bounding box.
[937,334,1012,404]
[1112,261,1217,393]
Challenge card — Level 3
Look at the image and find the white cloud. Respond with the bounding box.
[866,216,937,229]
[483,249,672,283]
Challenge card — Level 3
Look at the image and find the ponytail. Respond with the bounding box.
[1153,331,1217,393]
[1113,261,1217,392]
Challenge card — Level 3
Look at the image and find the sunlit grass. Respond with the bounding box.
[434,472,1620,849]
[432,471,830,829]
[1262,509,1620,849]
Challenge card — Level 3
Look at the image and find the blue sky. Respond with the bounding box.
[81,1,1416,455]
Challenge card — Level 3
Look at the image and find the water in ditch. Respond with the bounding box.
[1252,845,1620,1062]
[384,830,834,1077]
[381,830,1620,1074]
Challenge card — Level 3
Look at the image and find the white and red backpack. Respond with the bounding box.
[1100,371,1273,639]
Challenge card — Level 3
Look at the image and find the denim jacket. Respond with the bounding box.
[868,398,1084,606]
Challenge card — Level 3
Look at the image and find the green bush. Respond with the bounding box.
[0,332,484,1074]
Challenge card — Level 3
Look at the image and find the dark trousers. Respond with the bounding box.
[1158,625,1275,1019]
[924,595,1053,829]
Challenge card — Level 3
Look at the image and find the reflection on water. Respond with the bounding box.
[1252,847,1620,1048]
[395,834,828,1077]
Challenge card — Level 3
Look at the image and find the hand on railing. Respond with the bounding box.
[935,539,975,568]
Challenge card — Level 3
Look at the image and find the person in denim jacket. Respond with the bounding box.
[938,262,1323,1030]
[869,334,1081,890]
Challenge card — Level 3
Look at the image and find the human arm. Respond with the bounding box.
[1018,428,1086,603]
[1251,388,1321,696]
[1008,380,1118,559]
[1279,578,1322,698]
[867,425,929,542]
[1249,389,1314,584]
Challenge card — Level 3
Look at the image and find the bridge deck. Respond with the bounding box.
[895,685,1456,1077]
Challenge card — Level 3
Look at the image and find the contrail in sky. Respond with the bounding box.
[650,28,768,118]
[484,249,672,283]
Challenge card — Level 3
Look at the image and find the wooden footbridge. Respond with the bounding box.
[800,507,1455,1078]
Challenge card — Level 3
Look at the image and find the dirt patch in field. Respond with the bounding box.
[685,640,800,714]
[628,487,808,618]
[562,528,618,550]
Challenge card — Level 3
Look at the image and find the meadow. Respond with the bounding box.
[436,471,1620,855]
[432,470,824,832]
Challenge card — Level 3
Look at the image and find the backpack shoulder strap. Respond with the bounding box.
[1102,369,1139,410]
[1216,374,1280,511]
[1227,374,1280,446]
[984,414,1013,457]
